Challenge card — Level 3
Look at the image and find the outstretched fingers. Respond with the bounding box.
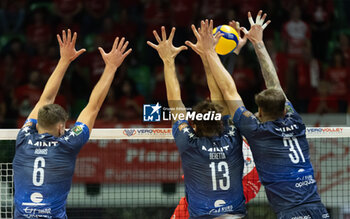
[153,30,161,43]
[121,41,129,53]
[122,48,132,58]
[98,47,106,56]
[67,29,72,43]
[147,41,158,50]
[262,20,271,29]
[168,27,176,42]
[161,26,167,41]
[118,37,125,50]
[256,10,262,24]
[248,12,255,26]
[112,37,120,50]
[191,24,200,39]
[72,32,77,45]
[62,30,66,43]
[57,34,63,47]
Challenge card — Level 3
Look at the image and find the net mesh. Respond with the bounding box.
[0,128,349,219]
[0,163,13,219]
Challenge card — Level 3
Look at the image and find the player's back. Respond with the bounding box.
[13,119,89,219]
[233,102,321,213]
[172,117,246,219]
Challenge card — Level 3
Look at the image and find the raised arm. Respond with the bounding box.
[147,27,187,121]
[27,29,86,121]
[77,37,132,132]
[186,21,248,116]
[242,11,287,100]
[192,20,243,116]
[186,24,229,115]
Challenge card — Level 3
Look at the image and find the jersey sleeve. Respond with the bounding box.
[172,120,196,154]
[222,115,231,134]
[285,101,302,120]
[233,106,259,138]
[16,119,38,149]
[60,122,90,153]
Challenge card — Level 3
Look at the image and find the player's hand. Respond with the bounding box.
[147,26,187,62]
[98,37,132,69]
[229,20,247,55]
[187,19,223,55]
[57,29,86,63]
[241,10,271,44]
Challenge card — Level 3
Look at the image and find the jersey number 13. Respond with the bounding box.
[209,161,230,191]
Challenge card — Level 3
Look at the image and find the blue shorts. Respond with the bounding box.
[277,202,330,219]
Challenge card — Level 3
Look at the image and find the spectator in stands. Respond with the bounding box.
[325,49,350,112]
[79,35,106,87]
[0,0,26,34]
[338,33,350,67]
[265,38,289,91]
[116,78,144,121]
[25,7,53,50]
[307,0,334,61]
[99,87,119,122]
[0,91,6,127]
[14,70,42,119]
[295,45,320,112]
[308,80,338,114]
[282,5,311,61]
[233,55,257,110]
[53,0,82,19]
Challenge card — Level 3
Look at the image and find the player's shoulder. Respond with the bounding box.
[172,120,195,137]
[58,122,90,148]
[17,119,38,143]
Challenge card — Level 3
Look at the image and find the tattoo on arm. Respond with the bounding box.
[254,42,281,89]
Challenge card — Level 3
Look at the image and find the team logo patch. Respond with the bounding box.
[72,126,83,135]
[286,104,293,114]
[22,122,33,128]
[178,123,188,131]
[243,111,252,118]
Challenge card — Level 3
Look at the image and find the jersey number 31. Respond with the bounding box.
[283,137,305,164]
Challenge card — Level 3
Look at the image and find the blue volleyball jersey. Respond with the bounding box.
[233,102,321,213]
[172,115,246,219]
[13,119,89,219]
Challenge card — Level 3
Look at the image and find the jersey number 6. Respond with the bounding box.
[33,157,45,186]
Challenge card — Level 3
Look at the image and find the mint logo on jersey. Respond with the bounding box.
[143,103,162,122]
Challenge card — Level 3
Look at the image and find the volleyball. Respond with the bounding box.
[213,25,240,55]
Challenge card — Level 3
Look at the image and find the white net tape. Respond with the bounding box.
[0,127,349,140]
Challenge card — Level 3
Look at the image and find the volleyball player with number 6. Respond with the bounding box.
[13,29,131,218]
[199,11,329,219]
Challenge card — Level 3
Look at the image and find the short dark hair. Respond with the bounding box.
[38,104,68,128]
[192,101,224,137]
[255,88,286,119]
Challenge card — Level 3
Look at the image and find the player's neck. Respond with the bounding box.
[37,126,60,137]
[260,115,281,123]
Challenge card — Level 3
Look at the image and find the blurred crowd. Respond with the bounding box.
[0,0,349,128]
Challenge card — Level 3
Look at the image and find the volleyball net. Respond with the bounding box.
[0,127,350,219]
